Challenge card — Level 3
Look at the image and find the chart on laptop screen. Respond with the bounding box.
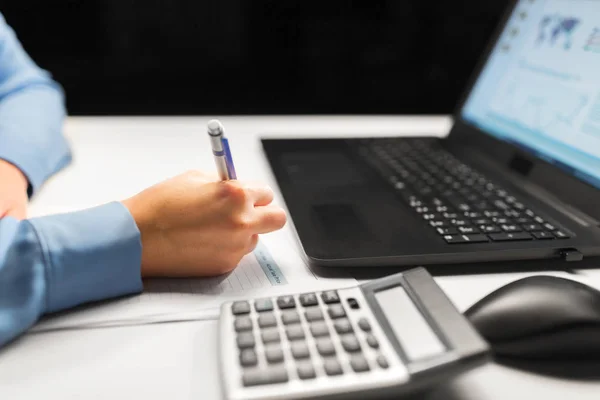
[461,0,600,189]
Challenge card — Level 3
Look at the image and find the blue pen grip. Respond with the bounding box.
[221,137,237,179]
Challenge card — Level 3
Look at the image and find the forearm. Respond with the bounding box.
[0,202,143,348]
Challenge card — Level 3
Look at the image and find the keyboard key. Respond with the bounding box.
[489,232,533,241]
[350,355,370,373]
[484,210,501,218]
[341,335,361,353]
[277,295,296,309]
[493,217,511,224]
[443,212,459,219]
[358,318,371,332]
[261,329,281,343]
[297,362,317,380]
[310,322,330,337]
[459,226,480,234]
[316,338,336,356]
[286,325,305,341]
[258,313,277,328]
[554,230,570,239]
[516,217,531,224]
[377,355,389,369]
[473,218,492,225]
[444,234,489,244]
[254,298,274,312]
[430,220,449,228]
[501,224,522,232]
[480,225,501,233]
[451,219,470,226]
[237,332,255,349]
[292,342,311,359]
[333,319,353,334]
[534,216,545,224]
[234,316,253,332]
[232,301,251,315]
[366,334,379,349]
[321,291,340,304]
[533,231,554,240]
[437,227,459,235]
[299,293,318,307]
[324,358,343,376]
[282,311,301,325]
[239,348,258,367]
[242,368,288,387]
[305,307,324,321]
[544,223,557,231]
[328,304,347,319]
[523,223,543,232]
[265,344,285,364]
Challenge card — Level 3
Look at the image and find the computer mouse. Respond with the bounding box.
[464,275,600,361]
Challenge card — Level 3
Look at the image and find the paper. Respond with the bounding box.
[32,236,356,332]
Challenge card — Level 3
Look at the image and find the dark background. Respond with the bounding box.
[1,0,509,115]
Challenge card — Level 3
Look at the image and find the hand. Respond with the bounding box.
[121,171,287,277]
[0,160,28,220]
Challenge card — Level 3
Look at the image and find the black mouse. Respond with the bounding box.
[464,275,600,362]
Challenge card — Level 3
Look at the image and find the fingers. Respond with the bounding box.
[252,205,287,234]
[243,183,274,206]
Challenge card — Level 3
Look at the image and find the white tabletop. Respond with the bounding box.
[1,116,599,399]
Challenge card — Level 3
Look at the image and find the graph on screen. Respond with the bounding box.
[536,14,581,50]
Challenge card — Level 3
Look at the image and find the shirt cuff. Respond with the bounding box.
[27,202,143,314]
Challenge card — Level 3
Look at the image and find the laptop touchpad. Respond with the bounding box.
[312,203,367,239]
[282,151,366,186]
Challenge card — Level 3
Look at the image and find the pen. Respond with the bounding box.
[207,119,237,180]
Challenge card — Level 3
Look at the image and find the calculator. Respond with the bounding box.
[218,267,490,400]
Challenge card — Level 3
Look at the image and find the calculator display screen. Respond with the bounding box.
[375,286,446,361]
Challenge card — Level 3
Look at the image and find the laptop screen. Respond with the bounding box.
[461,0,600,190]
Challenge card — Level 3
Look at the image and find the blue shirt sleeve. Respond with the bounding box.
[0,202,143,348]
[0,13,71,195]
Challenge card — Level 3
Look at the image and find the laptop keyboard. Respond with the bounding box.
[354,138,570,244]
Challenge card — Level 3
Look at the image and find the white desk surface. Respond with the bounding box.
[1,116,599,399]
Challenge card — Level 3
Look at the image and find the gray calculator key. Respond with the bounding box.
[321,290,340,304]
[254,298,274,312]
[234,316,253,332]
[277,295,296,309]
[242,368,289,387]
[297,362,316,379]
[333,319,353,334]
[291,342,310,359]
[328,304,346,319]
[299,293,319,307]
[232,301,251,315]
[286,325,305,341]
[258,313,277,328]
[261,329,281,344]
[377,355,389,369]
[310,321,329,337]
[350,355,370,373]
[316,338,336,356]
[282,310,301,325]
[323,358,343,376]
[236,332,255,349]
[341,335,361,353]
[239,349,258,367]
[358,318,371,332]
[366,334,379,349]
[265,345,285,364]
[305,308,324,321]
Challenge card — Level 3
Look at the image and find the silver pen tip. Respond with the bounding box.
[207,119,224,136]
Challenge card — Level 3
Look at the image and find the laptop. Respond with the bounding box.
[261,0,600,269]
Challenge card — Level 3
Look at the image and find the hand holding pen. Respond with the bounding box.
[208,119,237,180]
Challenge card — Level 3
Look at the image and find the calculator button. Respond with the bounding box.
[239,349,258,367]
[231,301,251,315]
[265,344,285,364]
[347,297,360,309]
[341,335,361,353]
[291,342,310,359]
[323,358,343,376]
[277,295,296,309]
[258,313,277,328]
[234,316,253,332]
[328,304,346,319]
[297,362,316,380]
[358,318,371,332]
[305,307,324,321]
[322,291,340,304]
[286,325,305,341]
[254,298,274,312]
[261,329,281,344]
[236,332,255,349]
[350,355,370,373]
[316,338,336,356]
[299,293,319,307]
[242,368,289,387]
[310,321,330,337]
[366,334,379,349]
[376,355,389,369]
[282,311,301,325]
[333,319,353,334]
